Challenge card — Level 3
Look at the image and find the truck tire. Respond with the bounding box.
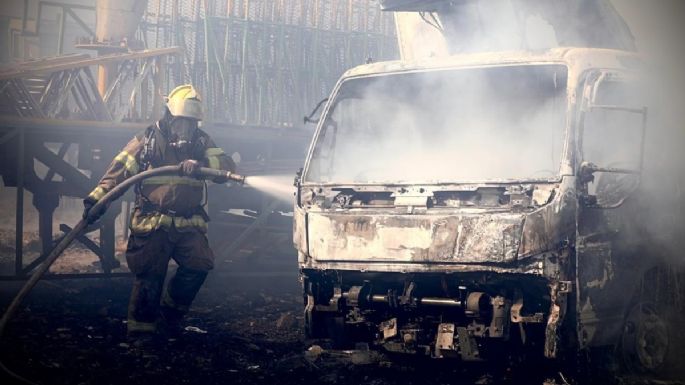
[620,302,669,374]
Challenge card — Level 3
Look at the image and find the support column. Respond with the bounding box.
[99,200,121,273]
[32,193,60,256]
[97,63,113,99]
[57,9,67,55]
[152,56,165,119]
[15,129,25,275]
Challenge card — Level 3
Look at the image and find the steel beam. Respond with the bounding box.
[59,224,120,273]
[0,272,131,281]
[32,143,91,196]
[0,116,312,142]
[48,69,79,118]
[43,142,70,182]
[0,116,144,135]
[64,7,95,38]
[0,127,18,146]
[0,270,299,281]
[0,47,182,81]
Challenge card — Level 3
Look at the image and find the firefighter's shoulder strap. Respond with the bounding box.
[139,124,158,171]
[134,124,157,200]
[191,129,209,161]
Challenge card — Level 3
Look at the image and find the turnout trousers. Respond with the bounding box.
[125,225,214,333]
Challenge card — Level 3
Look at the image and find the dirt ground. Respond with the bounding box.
[0,264,524,385]
[0,234,683,385]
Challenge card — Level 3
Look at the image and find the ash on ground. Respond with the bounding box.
[0,251,680,385]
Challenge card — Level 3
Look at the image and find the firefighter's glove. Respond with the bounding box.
[180,159,201,178]
[82,197,106,223]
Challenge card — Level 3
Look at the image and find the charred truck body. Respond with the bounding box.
[294,47,685,372]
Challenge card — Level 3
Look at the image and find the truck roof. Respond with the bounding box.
[342,47,642,80]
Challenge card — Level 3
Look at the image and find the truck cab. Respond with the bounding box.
[294,47,678,373]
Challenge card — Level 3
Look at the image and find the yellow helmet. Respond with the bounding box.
[165,84,203,120]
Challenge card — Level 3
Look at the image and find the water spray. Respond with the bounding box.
[242,175,296,203]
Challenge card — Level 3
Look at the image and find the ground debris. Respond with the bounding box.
[2,268,674,385]
[184,326,208,334]
[305,345,324,362]
[276,312,297,329]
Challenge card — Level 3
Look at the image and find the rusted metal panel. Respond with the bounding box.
[519,179,577,258]
[293,204,308,260]
[299,260,542,274]
[308,212,524,264]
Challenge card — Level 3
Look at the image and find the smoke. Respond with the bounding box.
[611,0,685,239]
[308,64,567,184]
[434,0,634,54]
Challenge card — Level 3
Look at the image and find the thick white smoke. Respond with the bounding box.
[308,65,567,184]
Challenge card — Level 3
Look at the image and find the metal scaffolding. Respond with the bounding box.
[0,48,181,122]
[3,0,396,126]
[139,0,397,126]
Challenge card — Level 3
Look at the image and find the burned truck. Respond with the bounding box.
[293,47,684,372]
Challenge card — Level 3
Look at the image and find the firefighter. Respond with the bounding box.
[83,84,236,338]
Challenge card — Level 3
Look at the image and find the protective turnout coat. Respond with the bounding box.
[87,124,236,234]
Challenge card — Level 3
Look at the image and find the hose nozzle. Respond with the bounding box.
[227,172,246,185]
[195,167,246,185]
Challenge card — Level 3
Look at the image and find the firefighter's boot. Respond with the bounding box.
[160,266,208,335]
[127,272,165,335]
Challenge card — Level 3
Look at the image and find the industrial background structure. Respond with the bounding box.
[0,0,397,280]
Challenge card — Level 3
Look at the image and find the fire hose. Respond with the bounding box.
[0,165,246,384]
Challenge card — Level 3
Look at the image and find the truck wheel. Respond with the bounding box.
[620,302,668,373]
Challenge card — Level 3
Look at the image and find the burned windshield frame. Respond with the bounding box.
[304,64,569,185]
